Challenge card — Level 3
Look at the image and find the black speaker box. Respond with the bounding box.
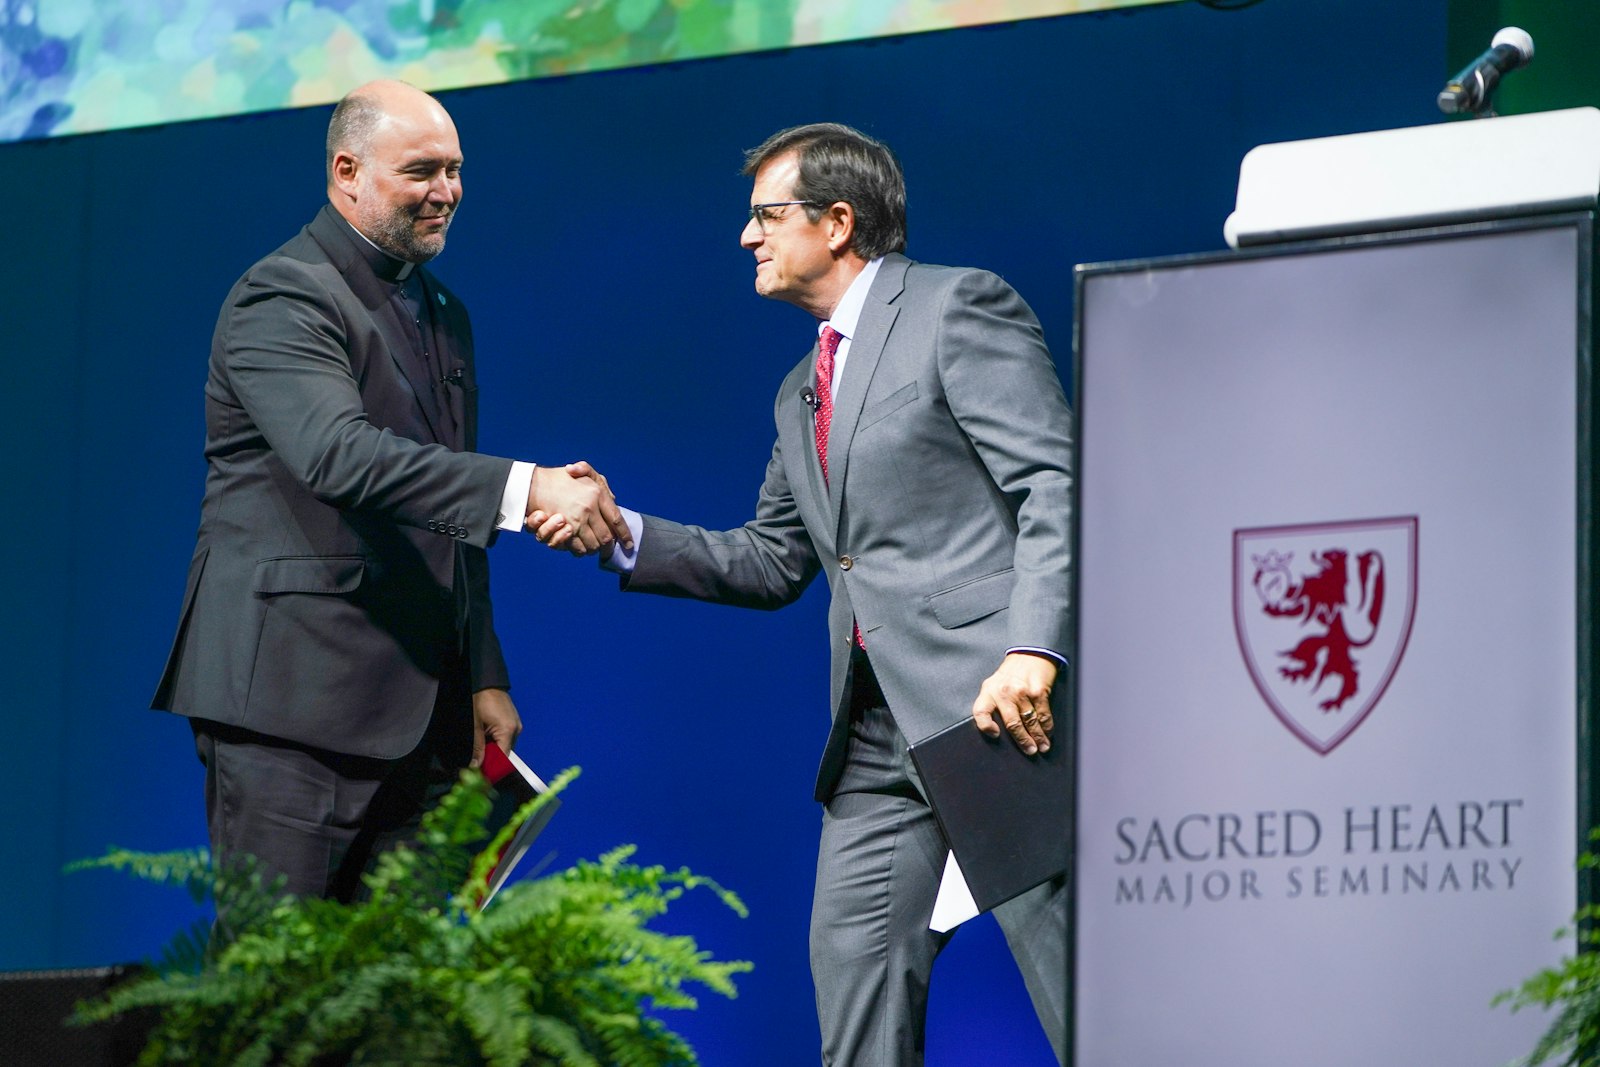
[0,966,153,1066]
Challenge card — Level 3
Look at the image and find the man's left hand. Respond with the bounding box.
[971,652,1057,756]
[471,687,524,768]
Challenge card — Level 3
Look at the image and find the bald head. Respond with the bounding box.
[325,80,464,263]
[326,80,451,186]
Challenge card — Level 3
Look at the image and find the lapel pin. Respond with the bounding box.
[437,292,447,306]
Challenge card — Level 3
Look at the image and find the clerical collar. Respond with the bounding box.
[343,218,418,282]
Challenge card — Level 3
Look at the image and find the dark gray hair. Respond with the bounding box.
[742,123,907,259]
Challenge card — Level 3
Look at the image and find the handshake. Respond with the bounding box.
[524,460,631,557]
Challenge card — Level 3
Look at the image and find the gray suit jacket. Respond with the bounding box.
[153,206,514,759]
[625,254,1074,799]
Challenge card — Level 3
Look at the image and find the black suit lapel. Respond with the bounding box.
[307,208,448,445]
[384,291,449,443]
[419,274,465,451]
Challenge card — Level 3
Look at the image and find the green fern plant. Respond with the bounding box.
[1496,829,1600,1067]
[69,766,751,1067]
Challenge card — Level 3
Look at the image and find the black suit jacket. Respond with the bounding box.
[153,205,514,759]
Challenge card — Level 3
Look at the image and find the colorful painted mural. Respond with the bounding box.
[0,0,1179,142]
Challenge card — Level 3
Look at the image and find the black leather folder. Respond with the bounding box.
[908,718,1073,914]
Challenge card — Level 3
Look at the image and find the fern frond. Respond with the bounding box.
[526,1013,601,1067]
[70,767,749,1067]
[1501,835,1600,1066]
[455,766,581,913]
[67,848,214,905]
[459,973,536,1067]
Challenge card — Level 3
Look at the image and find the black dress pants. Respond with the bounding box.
[191,674,472,904]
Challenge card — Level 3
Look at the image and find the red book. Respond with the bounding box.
[478,744,561,907]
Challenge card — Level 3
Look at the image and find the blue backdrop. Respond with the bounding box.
[1,1,1449,1062]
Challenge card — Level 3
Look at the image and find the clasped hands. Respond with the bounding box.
[525,460,631,557]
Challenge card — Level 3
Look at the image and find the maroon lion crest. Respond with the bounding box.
[1234,518,1417,755]
[1254,547,1385,712]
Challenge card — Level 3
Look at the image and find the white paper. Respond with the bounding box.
[504,747,549,791]
[929,850,979,933]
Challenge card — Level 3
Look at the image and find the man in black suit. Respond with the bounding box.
[152,80,625,901]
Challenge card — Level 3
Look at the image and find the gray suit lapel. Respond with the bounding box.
[795,340,830,513]
[826,256,906,532]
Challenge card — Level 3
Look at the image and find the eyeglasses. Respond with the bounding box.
[747,200,823,234]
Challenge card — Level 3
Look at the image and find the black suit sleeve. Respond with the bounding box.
[216,255,512,548]
[465,544,510,690]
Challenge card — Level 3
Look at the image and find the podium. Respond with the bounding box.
[1071,110,1600,1065]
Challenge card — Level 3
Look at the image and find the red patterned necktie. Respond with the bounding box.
[814,325,841,483]
[813,326,865,650]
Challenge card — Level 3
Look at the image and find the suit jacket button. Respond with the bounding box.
[457,528,469,538]
[838,555,854,571]
[427,520,438,531]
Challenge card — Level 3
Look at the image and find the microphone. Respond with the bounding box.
[1438,27,1533,115]
[801,386,821,412]
[440,363,464,386]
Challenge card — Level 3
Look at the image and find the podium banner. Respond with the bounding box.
[1073,220,1585,1066]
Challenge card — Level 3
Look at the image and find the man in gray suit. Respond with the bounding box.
[537,123,1073,1064]
[153,80,625,903]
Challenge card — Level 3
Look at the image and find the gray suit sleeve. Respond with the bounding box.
[218,258,512,549]
[625,431,822,610]
[935,269,1074,655]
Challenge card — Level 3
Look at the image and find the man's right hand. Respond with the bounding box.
[525,461,631,556]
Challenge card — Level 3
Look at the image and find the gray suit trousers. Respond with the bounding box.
[809,656,1069,1066]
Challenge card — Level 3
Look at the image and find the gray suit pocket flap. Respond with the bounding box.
[858,381,919,429]
[253,555,366,595]
[928,568,1014,629]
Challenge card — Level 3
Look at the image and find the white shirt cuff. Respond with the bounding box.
[1007,645,1068,668]
[601,508,644,573]
[498,461,536,533]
